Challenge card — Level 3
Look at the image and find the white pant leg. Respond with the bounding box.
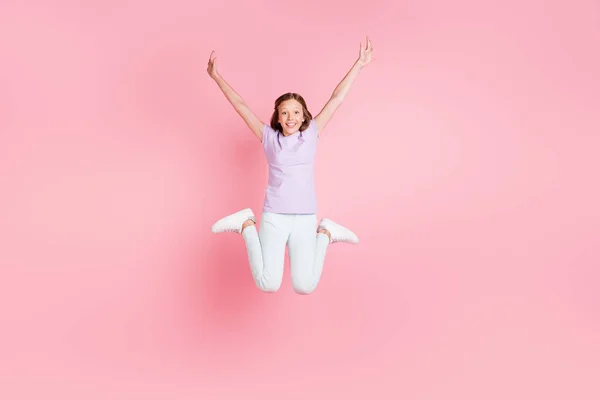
[241,212,290,292]
[287,214,330,295]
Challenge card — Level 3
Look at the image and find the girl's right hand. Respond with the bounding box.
[207,50,219,80]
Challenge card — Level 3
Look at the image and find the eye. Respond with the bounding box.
[295,111,300,114]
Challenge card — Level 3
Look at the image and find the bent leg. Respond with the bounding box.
[288,215,330,295]
[241,213,287,292]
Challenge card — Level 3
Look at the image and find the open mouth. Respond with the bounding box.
[285,122,297,128]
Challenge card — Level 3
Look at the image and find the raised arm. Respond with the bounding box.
[314,37,374,136]
[207,51,264,142]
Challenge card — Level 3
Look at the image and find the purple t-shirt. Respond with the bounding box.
[262,119,319,214]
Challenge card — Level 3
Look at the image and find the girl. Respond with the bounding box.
[208,37,374,294]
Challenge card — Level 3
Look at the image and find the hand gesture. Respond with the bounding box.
[357,37,374,67]
[207,50,219,80]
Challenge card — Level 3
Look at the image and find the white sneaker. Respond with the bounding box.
[211,208,255,234]
[318,218,359,244]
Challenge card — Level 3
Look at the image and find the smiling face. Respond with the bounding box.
[277,99,305,136]
[270,93,313,135]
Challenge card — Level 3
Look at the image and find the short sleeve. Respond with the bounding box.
[262,124,276,147]
[307,119,318,139]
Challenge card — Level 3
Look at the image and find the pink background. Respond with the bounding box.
[1,0,599,398]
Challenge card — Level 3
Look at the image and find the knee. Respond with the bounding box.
[259,285,280,293]
[294,287,315,295]
[256,278,281,293]
[292,281,317,295]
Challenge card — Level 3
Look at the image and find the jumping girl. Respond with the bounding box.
[208,37,374,294]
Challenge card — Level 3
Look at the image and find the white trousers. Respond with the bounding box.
[241,212,330,294]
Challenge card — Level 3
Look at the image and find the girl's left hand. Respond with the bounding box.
[357,36,374,67]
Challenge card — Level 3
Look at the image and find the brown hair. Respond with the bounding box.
[270,92,313,132]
